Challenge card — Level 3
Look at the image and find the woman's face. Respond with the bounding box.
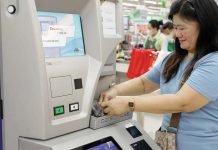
[147,24,158,37]
[173,14,199,52]
[162,28,172,36]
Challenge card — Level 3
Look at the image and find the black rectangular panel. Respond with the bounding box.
[131,140,153,150]
[126,126,142,138]
[74,78,83,89]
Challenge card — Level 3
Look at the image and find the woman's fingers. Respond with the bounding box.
[99,94,105,103]
[99,97,126,116]
[99,101,108,108]
[99,101,111,115]
[103,106,110,114]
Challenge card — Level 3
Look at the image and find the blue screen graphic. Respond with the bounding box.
[37,12,85,58]
[87,141,118,150]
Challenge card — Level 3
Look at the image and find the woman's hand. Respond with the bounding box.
[99,96,130,116]
[99,87,118,103]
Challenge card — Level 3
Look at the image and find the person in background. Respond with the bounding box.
[144,20,164,51]
[161,21,175,53]
[99,0,218,149]
[154,21,176,65]
[162,21,174,36]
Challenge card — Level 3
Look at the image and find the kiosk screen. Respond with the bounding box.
[73,136,122,150]
[37,11,85,58]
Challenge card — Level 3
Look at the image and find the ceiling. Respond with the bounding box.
[122,0,171,16]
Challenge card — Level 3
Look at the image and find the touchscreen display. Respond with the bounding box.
[72,136,122,150]
[37,11,85,58]
[87,141,119,150]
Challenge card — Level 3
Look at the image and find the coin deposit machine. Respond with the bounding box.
[0,0,160,150]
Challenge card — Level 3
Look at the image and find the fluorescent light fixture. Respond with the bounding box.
[127,0,139,2]
[144,0,157,5]
[123,7,132,10]
[148,12,160,15]
[144,0,162,5]
[123,2,140,7]
[148,6,161,10]
[124,9,131,12]
[148,12,156,14]
[147,8,160,13]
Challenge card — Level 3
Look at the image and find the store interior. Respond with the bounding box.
[116,0,174,140]
[1,0,218,150]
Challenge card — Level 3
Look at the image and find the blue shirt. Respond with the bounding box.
[145,52,218,150]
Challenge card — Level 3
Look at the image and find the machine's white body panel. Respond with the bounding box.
[1,0,104,149]
[0,0,160,149]
[19,120,161,150]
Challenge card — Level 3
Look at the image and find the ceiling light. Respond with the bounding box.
[147,6,161,10]
[144,0,158,5]
[127,0,139,2]
[147,9,160,13]
[148,12,160,15]
[124,9,131,12]
[123,2,140,7]
[123,7,132,10]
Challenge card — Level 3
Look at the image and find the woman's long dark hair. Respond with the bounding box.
[163,0,218,82]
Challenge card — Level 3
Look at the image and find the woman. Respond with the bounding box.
[162,21,174,36]
[144,20,164,51]
[161,21,175,53]
[154,21,175,66]
[99,0,218,149]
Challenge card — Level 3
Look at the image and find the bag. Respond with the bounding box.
[155,129,176,150]
[154,112,180,150]
[154,77,186,150]
[126,48,158,79]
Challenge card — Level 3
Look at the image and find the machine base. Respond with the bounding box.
[19,120,160,150]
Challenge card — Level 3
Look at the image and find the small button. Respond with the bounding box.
[8,5,16,14]
[53,105,65,116]
[69,103,79,112]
